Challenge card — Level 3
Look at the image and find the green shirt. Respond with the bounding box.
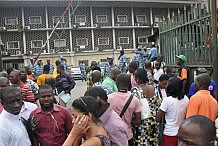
[102,77,117,92]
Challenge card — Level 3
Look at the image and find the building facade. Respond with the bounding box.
[0,0,200,69]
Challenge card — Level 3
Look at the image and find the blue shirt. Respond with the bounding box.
[104,64,116,77]
[149,47,157,61]
[48,64,54,74]
[133,50,144,68]
[33,64,43,76]
[61,60,68,73]
[189,80,217,97]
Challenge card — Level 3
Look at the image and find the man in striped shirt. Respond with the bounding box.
[10,70,35,103]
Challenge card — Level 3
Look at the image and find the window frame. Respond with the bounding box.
[7,41,20,49]
[52,16,65,25]
[136,15,147,23]
[154,15,164,23]
[31,40,43,48]
[138,36,147,44]
[5,17,18,25]
[54,39,66,48]
[98,38,109,46]
[117,15,128,23]
[96,15,108,23]
[75,15,87,23]
[119,37,129,45]
[76,38,88,46]
[29,16,42,24]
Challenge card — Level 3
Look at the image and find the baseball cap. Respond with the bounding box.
[176,55,186,62]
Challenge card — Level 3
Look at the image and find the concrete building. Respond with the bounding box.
[0,0,201,69]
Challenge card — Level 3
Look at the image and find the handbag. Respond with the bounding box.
[132,87,151,120]
[139,97,150,120]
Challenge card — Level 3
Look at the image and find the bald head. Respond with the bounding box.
[177,115,216,146]
[9,70,21,85]
[110,68,121,81]
[195,73,211,90]
[91,70,101,83]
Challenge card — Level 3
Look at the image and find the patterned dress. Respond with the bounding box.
[131,86,161,146]
[96,135,111,146]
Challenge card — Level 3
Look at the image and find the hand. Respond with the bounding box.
[61,78,67,81]
[29,116,39,130]
[64,90,70,94]
[70,115,90,138]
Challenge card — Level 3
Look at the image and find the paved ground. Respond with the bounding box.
[56,79,87,111]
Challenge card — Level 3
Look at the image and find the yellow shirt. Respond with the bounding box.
[53,68,58,78]
[37,74,54,85]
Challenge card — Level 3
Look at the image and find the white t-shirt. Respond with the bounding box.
[153,68,164,81]
[160,95,189,136]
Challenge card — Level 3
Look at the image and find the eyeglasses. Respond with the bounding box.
[47,112,60,134]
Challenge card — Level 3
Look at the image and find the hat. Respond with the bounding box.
[176,55,186,62]
[30,57,33,60]
[107,56,114,60]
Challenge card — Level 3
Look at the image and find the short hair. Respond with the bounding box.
[55,60,61,66]
[19,67,28,73]
[144,61,151,69]
[7,67,14,75]
[72,96,101,123]
[45,77,56,89]
[159,74,169,82]
[39,84,53,94]
[11,70,21,77]
[91,70,101,83]
[135,68,148,83]
[0,71,9,78]
[0,77,9,85]
[180,115,216,143]
[43,65,50,71]
[116,73,130,88]
[84,87,108,102]
[1,86,21,102]
[57,64,64,71]
[166,77,184,100]
[129,61,138,73]
[195,73,211,89]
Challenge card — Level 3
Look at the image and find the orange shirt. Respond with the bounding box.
[186,90,218,121]
[177,68,187,80]
[37,74,54,85]
[27,75,34,81]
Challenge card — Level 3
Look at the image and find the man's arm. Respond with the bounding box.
[64,108,73,135]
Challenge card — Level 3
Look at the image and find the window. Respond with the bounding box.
[155,15,163,23]
[96,15,107,23]
[31,40,43,48]
[54,39,66,47]
[98,38,109,45]
[117,15,128,22]
[138,37,147,44]
[136,15,147,23]
[5,17,18,25]
[7,41,19,49]
[29,16,41,24]
[75,15,86,23]
[76,38,88,46]
[53,16,64,25]
[119,37,129,44]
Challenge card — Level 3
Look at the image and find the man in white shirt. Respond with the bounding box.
[0,86,31,146]
[21,101,37,120]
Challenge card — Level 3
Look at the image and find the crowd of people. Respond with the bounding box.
[0,48,217,146]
